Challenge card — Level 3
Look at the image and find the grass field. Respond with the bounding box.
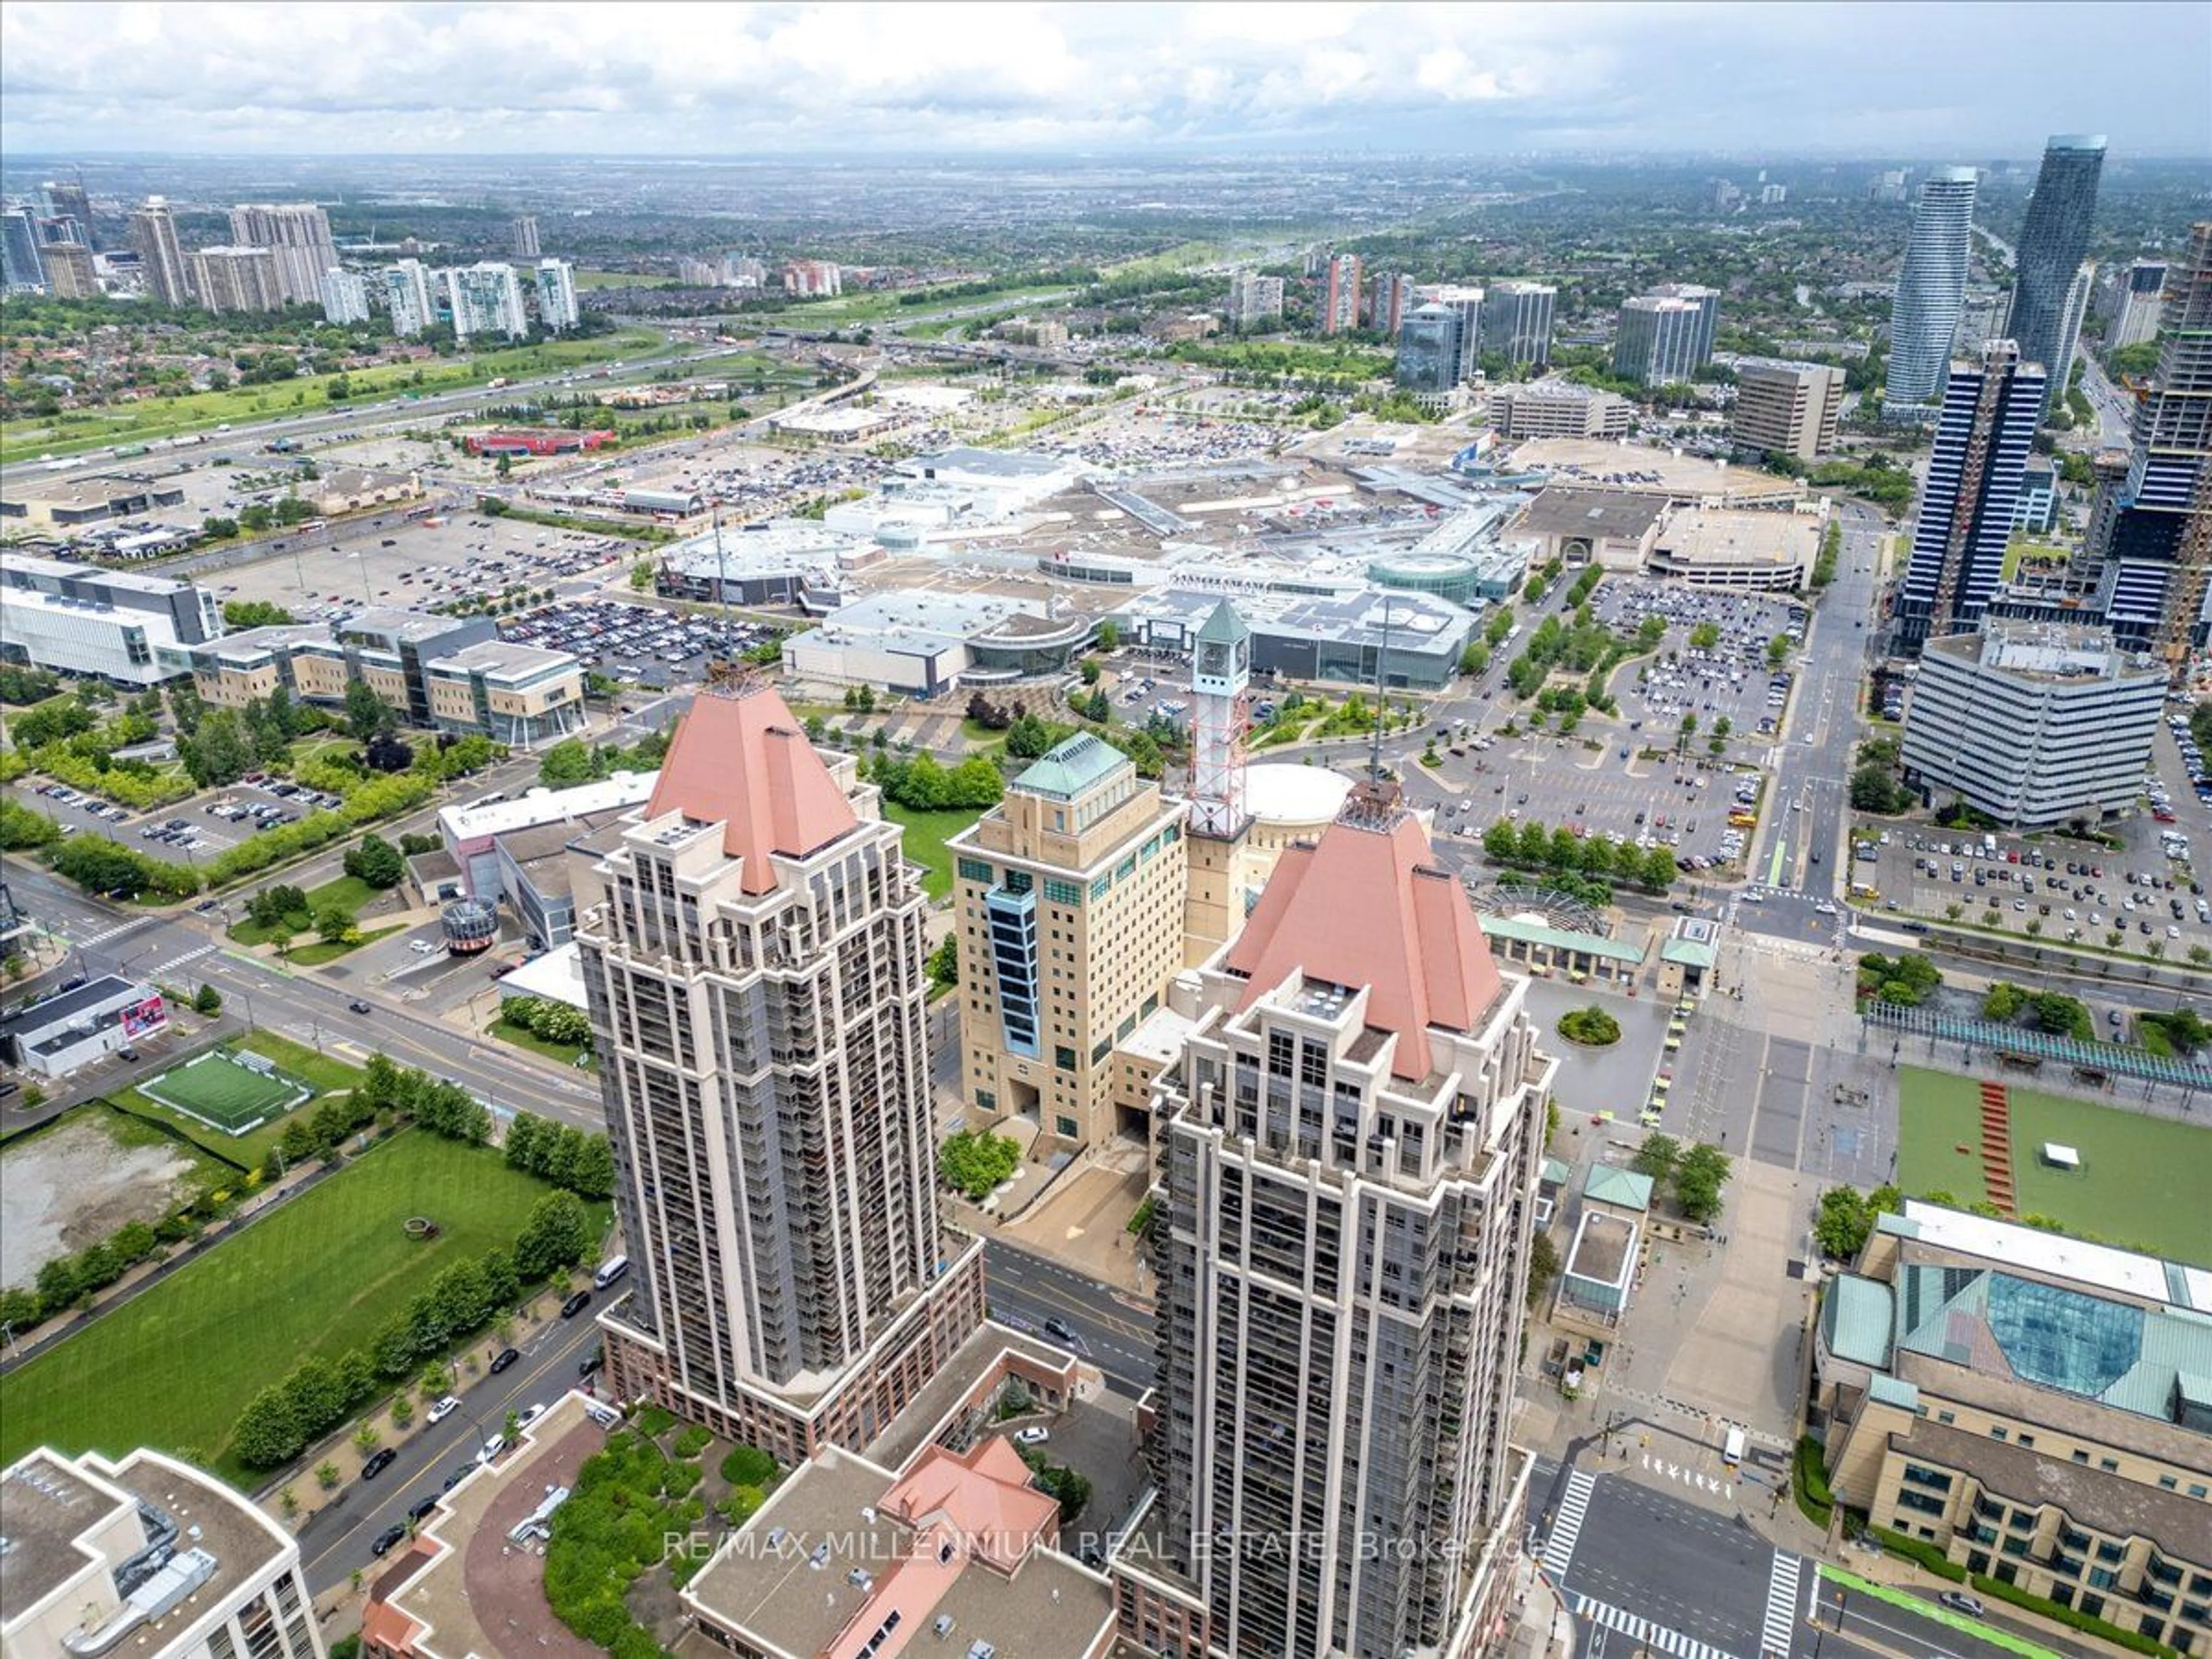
[110,1032,358,1169]
[229,873,387,946]
[882,803,982,901]
[0,1131,584,1480]
[1,329,671,465]
[1896,1066,2212,1263]
[140,1052,308,1134]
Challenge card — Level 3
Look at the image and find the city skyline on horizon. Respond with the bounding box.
[4,1,2210,160]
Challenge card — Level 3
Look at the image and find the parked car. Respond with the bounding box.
[371,1524,408,1556]
[561,1290,593,1319]
[1937,1592,1986,1617]
[426,1395,460,1425]
[488,1346,520,1374]
[1014,1426,1051,1445]
[516,1402,548,1431]
[361,1448,398,1480]
[407,1496,439,1524]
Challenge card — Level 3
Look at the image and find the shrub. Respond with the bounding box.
[672,1423,713,1460]
[1870,1525,1966,1581]
[938,1129,1021,1200]
[1556,1006,1621,1046]
[719,1444,777,1486]
[1793,1437,1834,1528]
[1968,1571,2170,1654]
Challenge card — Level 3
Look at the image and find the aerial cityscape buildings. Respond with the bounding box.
[125,195,192,306]
[227,202,340,306]
[1482,279,1558,367]
[2004,135,2107,397]
[1883,168,1981,419]
[1730,359,1846,461]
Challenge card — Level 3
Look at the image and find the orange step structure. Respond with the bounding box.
[1978,1080,2016,1215]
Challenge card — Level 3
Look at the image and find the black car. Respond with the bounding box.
[443,1464,475,1491]
[361,1448,397,1480]
[489,1346,521,1373]
[1043,1317,1074,1343]
[561,1290,593,1319]
[349,999,373,1014]
[371,1523,408,1557]
[579,1347,605,1378]
[407,1495,439,1524]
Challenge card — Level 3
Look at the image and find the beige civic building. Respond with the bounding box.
[1731,359,1845,461]
[950,733,1188,1150]
[1814,1202,2212,1654]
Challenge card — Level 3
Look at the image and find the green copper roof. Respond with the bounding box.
[1012,733,1127,801]
[1820,1274,1896,1369]
[1582,1164,1654,1213]
[1196,599,1248,645]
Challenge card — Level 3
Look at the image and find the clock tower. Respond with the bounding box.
[1183,599,1253,963]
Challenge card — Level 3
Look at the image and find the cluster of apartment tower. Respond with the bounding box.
[0,188,578,340]
[566,603,1556,1657]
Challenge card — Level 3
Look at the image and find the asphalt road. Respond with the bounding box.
[980,1237,1156,1396]
[293,1301,606,1596]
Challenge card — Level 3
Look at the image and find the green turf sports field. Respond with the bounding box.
[1895,1066,2212,1264]
[0,1131,592,1480]
[139,1051,307,1132]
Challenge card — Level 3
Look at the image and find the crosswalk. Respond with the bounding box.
[1759,1551,1802,1656]
[1539,1468,1595,1577]
[69,919,149,950]
[1573,1593,1739,1659]
[149,944,218,977]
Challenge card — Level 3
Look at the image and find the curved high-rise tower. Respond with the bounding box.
[2007,135,2106,391]
[1884,168,1980,420]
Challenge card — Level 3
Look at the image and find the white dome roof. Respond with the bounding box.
[1246,763,1354,826]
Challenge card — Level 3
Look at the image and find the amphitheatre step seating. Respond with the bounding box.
[1978,1080,2016,1214]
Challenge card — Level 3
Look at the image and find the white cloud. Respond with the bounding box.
[1,1,2206,155]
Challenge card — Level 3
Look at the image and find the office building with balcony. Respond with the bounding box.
[1812,1202,2211,1657]
[40,239,98,300]
[383,259,437,337]
[185,245,283,315]
[446,261,528,342]
[0,552,219,684]
[1127,784,1554,1659]
[1731,359,1846,461]
[1884,169,1981,419]
[1899,624,2166,827]
[571,683,986,1465]
[2,1444,325,1659]
[1481,280,1556,368]
[41,179,94,248]
[2006,137,2106,399]
[950,734,1187,1154]
[1893,340,2046,653]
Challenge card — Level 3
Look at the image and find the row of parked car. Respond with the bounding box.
[31,784,128,823]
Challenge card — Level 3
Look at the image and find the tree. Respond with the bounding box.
[222,599,295,628]
[565,1136,616,1202]
[1673,1142,1731,1225]
[234,1386,306,1469]
[938,1130,1021,1200]
[343,833,405,889]
[343,679,393,742]
[1631,1132,1680,1180]
[1096,620,1120,652]
[926,933,960,993]
[514,1190,592,1281]
[1689,622,1721,650]
[315,905,358,945]
[539,737,597,786]
[192,983,223,1016]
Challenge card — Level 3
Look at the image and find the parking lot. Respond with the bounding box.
[1592,579,1806,744]
[1418,723,1754,874]
[501,598,774,689]
[1850,822,2211,956]
[214,513,631,620]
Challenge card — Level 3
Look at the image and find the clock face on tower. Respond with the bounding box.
[1198,641,1229,679]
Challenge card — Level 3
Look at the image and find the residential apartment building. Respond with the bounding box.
[2,1443,326,1659]
[1813,1203,2211,1657]
[1731,359,1846,461]
[1490,379,1634,440]
[1226,268,1285,329]
[1127,783,1554,1659]
[1885,169,1980,418]
[1322,252,1362,336]
[2006,136,2106,397]
[535,257,580,331]
[1893,339,2046,653]
[445,262,528,342]
[2092,222,2212,664]
[783,259,843,298]
[1899,624,2165,827]
[321,266,371,325]
[2107,260,2171,351]
[0,552,219,684]
[0,206,42,293]
[1481,279,1556,368]
[126,195,191,306]
[1614,294,1708,387]
[41,179,94,247]
[2052,261,2097,390]
[510,213,540,258]
[949,733,1188,1152]
[39,238,97,300]
[571,683,985,1465]
[383,259,437,337]
[185,245,283,315]
[1366,270,1414,339]
[1412,283,1485,381]
[228,202,340,306]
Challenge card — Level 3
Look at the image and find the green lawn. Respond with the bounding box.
[2,329,669,465]
[485,1016,594,1071]
[0,1130,583,1480]
[882,804,981,901]
[108,1032,358,1169]
[287,922,402,965]
[228,874,388,946]
[1896,1066,2212,1263]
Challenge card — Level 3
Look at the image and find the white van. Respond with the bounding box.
[1722,1426,1747,1468]
[593,1255,630,1290]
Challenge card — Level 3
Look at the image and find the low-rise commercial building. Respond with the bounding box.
[2,1442,324,1658]
[1490,380,1634,440]
[783,590,1095,695]
[1813,1203,2212,1657]
[0,552,219,684]
[1900,623,2166,827]
[1112,584,1478,690]
[0,974,166,1077]
[1731,360,1846,461]
[304,467,425,516]
[952,734,1188,1152]
[1,477,190,531]
[422,637,586,746]
[437,770,658,903]
[1509,488,1666,570]
[1644,505,1823,592]
[653,520,878,607]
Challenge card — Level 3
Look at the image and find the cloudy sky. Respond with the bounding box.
[4,1,2207,158]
